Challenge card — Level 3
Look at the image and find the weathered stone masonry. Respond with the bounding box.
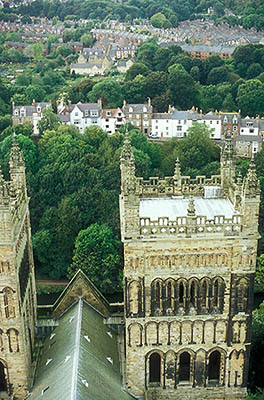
[0,136,37,399]
[120,134,260,399]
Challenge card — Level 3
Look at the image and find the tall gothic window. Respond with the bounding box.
[190,281,197,308]
[201,280,209,309]
[179,352,191,382]
[149,353,161,384]
[237,279,248,312]
[208,351,221,384]
[3,287,15,319]
[179,282,185,305]
[7,329,19,353]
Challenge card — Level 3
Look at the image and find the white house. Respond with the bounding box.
[101,108,126,135]
[69,103,101,133]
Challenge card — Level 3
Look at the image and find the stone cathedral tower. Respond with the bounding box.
[0,135,37,399]
[120,134,260,400]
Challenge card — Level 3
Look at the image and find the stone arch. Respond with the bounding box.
[146,321,158,346]
[195,348,206,387]
[211,277,224,312]
[146,350,164,388]
[177,349,195,385]
[236,278,249,312]
[164,278,175,313]
[158,321,169,346]
[181,321,192,344]
[165,350,176,389]
[151,278,163,315]
[2,287,15,319]
[207,347,226,386]
[229,349,245,387]
[193,320,204,344]
[200,277,210,311]
[189,277,199,310]
[169,321,181,345]
[127,280,141,316]
[204,320,215,343]
[6,329,19,353]
[215,320,226,343]
[176,278,188,311]
[128,322,143,347]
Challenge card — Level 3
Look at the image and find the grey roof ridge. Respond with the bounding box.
[71,297,83,400]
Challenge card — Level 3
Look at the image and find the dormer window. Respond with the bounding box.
[224,116,228,123]
[37,107,41,113]
[14,110,19,116]
[85,110,89,117]
[143,106,147,112]
[91,110,98,117]
[129,107,133,112]
[106,111,111,117]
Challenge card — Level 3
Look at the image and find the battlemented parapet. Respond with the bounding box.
[120,133,260,400]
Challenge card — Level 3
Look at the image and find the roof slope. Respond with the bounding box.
[29,298,133,400]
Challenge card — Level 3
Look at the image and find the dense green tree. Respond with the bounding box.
[88,78,124,108]
[236,79,264,116]
[125,62,150,81]
[207,66,228,85]
[38,108,61,135]
[68,223,122,293]
[168,64,199,109]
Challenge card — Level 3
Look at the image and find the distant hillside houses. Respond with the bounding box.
[12,99,264,157]
[70,43,134,76]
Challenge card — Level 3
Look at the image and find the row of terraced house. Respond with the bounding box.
[12,99,264,157]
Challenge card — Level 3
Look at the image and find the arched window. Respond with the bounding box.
[149,353,161,384]
[165,281,174,311]
[179,352,191,382]
[179,282,185,305]
[208,351,221,384]
[190,281,197,307]
[201,280,208,309]
[213,280,219,308]
[0,362,7,391]
[128,281,139,316]
[3,287,15,319]
[7,329,19,353]
[237,279,248,312]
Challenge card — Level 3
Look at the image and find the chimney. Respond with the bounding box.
[148,97,151,106]
[32,99,35,105]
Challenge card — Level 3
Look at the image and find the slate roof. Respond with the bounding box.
[236,135,262,142]
[29,298,133,400]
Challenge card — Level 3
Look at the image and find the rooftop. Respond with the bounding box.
[139,195,237,220]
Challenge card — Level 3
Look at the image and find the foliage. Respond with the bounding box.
[248,302,264,393]
[38,108,61,135]
[68,223,122,294]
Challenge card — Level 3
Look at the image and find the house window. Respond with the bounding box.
[177,126,182,131]
[249,129,254,133]
[92,119,98,124]
[106,118,109,122]
[85,111,89,117]
[137,114,140,119]
[91,110,98,117]
[106,111,111,116]
[106,125,109,128]
[75,112,78,116]
[233,126,237,131]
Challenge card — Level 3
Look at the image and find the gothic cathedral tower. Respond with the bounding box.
[0,136,37,399]
[120,134,260,400]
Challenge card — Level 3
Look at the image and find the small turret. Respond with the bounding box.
[9,133,26,192]
[120,131,137,195]
[187,196,196,216]
[242,156,260,198]
[221,131,236,189]
[173,157,182,194]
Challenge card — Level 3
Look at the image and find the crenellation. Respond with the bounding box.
[120,134,260,399]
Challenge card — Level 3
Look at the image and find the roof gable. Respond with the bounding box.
[52,269,110,318]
